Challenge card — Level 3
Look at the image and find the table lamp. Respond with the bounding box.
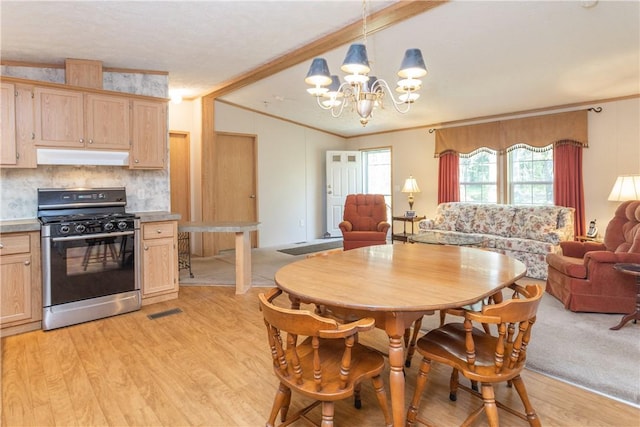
[401,175,421,211]
[607,174,640,202]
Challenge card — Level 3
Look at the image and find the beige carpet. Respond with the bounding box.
[178,244,640,406]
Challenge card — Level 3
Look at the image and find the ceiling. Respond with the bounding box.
[2,1,639,138]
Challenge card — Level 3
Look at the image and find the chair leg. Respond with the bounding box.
[511,375,541,427]
[405,317,423,367]
[406,358,432,426]
[449,368,460,401]
[480,383,499,427]
[267,382,289,426]
[371,375,392,427]
[354,383,362,409]
[320,401,335,427]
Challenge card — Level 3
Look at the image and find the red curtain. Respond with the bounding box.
[438,152,459,203]
[554,143,585,237]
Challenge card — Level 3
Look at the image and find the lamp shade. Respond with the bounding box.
[397,48,427,79]
[341,44,370,75]
[607,175,640,201]
[402,176,421,193]
[305,58,332,86]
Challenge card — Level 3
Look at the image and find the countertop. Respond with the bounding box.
[135,211,181,223]
[0,212,181,234]
[0,219,41,233]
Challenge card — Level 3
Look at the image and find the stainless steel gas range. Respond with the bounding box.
[38,187,141,330]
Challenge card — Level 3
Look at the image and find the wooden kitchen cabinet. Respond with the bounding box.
[0,231,42,337]
[34,86,130,150]
[1,82,17,165]
[84,93,130,150]
[34,86,84,147]
[140,221,178,305]
[1,83,37,168]
[130,99,167,169]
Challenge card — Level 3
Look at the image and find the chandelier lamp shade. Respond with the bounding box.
[401,175,421,210]
[607,174,640,201]
[304,4,427,127]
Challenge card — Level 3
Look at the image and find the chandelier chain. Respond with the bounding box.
[361,0,367,46]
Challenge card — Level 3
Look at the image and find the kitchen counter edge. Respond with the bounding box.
[0,219,41,233]
[135,211,182,223]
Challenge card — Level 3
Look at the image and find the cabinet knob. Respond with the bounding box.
[156,229,162,234]
[144,245,149,251]
[135,159,140,163]
[88,139,94,144]
[0,243,3,249]
[24,260,30,266]
[79,138,84,144]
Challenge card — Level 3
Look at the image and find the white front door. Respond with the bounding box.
[326,151,362,237]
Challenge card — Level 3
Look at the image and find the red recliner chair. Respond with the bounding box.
[339,194,390,251]
[545,200,640,313]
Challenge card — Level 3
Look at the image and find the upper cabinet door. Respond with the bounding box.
[84,93,130,150]
[130,99,167,169]
[34,87,84,148]
[0,82,17,165]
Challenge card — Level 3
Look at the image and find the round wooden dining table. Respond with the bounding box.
[274,243,527,426]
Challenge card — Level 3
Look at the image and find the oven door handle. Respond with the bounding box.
[51,231,135,242]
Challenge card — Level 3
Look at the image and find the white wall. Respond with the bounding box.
[348,129,439,220]
[169,97,638,247]
[583,98,640,232]
[170,100,346,248]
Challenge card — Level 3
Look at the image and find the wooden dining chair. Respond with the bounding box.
[404,290,504,369]
[259,288,392,427]
[406,283,544,427]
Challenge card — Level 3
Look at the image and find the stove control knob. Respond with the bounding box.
[103,222,115,231]
[117,221,129,230]
[75,224,86,233]
[59,225,70,234]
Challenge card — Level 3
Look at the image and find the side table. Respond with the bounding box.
[576,235,603,243]
[610,263,640,330]
[391,215,425,243]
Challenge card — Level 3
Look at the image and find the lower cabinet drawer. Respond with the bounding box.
[143,222,175,240]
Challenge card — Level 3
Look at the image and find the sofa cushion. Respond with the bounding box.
[471,205,517,237]
[546,253,587,279]
[455,204,478,233]
[510,206,560,243]
[494,236,556,255]
[433,203,459,231]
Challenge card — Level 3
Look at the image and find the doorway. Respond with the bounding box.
[325,150,362,237]
[212,132,258,252]
[169,131,191,222]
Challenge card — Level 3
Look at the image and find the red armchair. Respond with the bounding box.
[339,194,390,251]
[546,200,640,313]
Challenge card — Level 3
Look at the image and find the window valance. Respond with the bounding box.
[434,110,588,157]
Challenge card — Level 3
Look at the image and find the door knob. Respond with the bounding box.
[249,195,256,198]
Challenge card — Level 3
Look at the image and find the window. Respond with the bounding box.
[362,148,392,217]
[459,145,553,204]
[459,149,497,203]
[508,146,553,205]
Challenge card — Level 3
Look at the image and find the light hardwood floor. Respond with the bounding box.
[2,285,638,426]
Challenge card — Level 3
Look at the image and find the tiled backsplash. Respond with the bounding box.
[0,166,169,219]
[1,63,170,220]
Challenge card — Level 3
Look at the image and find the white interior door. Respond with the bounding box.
[326,150,362,237]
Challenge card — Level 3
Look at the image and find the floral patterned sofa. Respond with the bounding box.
[418,202,575,279]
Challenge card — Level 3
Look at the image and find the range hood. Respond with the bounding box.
[37,149,129,166]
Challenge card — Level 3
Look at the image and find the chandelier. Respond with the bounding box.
[304,1,427,126]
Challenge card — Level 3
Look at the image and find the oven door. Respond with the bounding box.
[43,231,137,307]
